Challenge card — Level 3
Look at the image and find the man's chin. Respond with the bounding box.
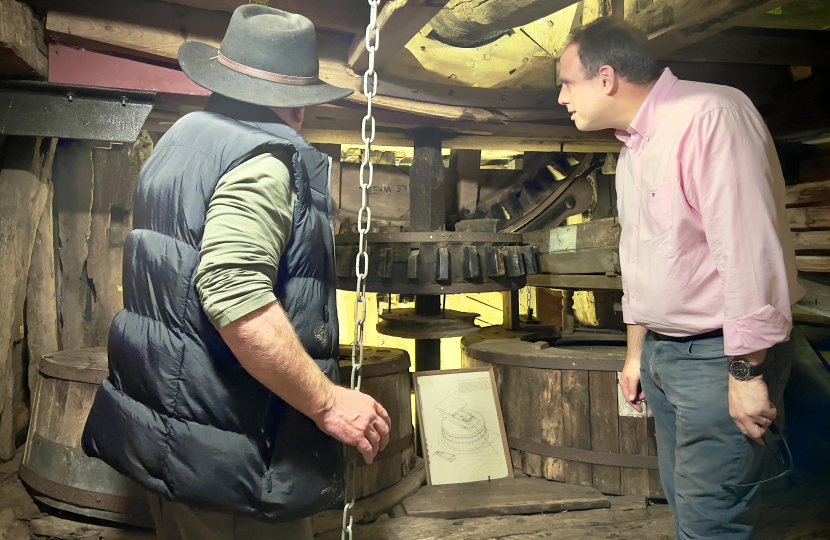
[574,119,610,132]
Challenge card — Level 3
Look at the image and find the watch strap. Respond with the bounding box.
[729,358,764,380]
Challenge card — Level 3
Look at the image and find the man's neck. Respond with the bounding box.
[619,79,658,131]
[204,94,286,127]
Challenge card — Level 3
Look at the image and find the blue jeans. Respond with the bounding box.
[640,334,793,540]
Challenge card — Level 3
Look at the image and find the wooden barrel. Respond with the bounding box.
[461,326,664,498]
[20,346,415,524]
[339,345,416,500]
[20,348,153,527]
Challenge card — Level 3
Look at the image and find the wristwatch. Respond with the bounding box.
[728,358,764,381]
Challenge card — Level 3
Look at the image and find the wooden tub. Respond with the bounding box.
[20,348,153,526]
[338,345,416,500]
[20,345,417,526]
[462,326,663,498]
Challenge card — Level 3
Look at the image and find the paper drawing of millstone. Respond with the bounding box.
[435,395,499,454]
[434,451,456,462]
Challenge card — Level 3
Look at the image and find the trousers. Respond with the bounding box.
[640,334,793,540]
[148,494,314,540]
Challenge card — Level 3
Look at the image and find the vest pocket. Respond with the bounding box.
[644,182,672,236]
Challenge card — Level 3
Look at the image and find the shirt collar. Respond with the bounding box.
[615,68,678,146]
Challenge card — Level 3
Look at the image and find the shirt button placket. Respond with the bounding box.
[629,138,644,318]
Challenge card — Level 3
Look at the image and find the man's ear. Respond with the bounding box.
[292,107,306,127]
[597,65,617,96]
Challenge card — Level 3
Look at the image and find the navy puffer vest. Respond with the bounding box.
[82,102,343,522]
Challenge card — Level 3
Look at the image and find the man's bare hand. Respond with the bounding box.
[728,375,775,444]
[314,386,391,465]
[620,355,646,413]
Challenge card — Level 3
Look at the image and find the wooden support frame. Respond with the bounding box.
[348,0,451,73]
[0,0,48,78]
[627,0,802,57]
[35,0,369,35]
[48,44,210,95]
[664,28,830,67]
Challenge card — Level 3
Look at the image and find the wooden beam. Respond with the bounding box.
[788,206,830,231]
[744,0,830,31]
[348,0,450,73]
[626,0,801,57]
[0,0,48,78]
[526,273,622,290]
[39,0,368,35]
[796,256,830,273]
[49,44,210,95]
[792,230,830,251]
[46,3,230,64]
[301,129,614,152]
[797,275,830,321]
[45,10,535,125]
[0,136,57,459]
[430,0,579,46]
[524,218,621,253]
[787,180,830,207]
[664,28,830,67]
[455,149,482,218]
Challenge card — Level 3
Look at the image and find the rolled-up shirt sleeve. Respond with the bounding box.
[194,152,296,329]
[621,295,635,325]
[684,107,795,356]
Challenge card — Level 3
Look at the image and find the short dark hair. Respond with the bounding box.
[568,18,661,86]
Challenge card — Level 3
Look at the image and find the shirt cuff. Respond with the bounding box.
[621,296,635,325]
[208,291,277,329]
[723,304,793,357]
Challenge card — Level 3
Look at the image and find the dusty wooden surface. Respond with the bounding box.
[53,141,95,351]
[524,218,621,254]
[540,249,621,275]
[312,459,426,535]
[347,0,449,72]
[25,186,58,398]
[316,506,677,540]
[0,0,48,77]
[589,371,621,495]
[0,137,56,460]
[627,0,799,56]
[787,179,830,207]
[402,477,608,519]
[53,135,152,351]
[430,0,576,45]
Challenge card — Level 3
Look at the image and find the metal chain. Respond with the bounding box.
[342,1,379,538]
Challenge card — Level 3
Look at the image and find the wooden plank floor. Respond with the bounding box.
[319,469,830,540]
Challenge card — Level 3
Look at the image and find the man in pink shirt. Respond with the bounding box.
[558,18,804,540]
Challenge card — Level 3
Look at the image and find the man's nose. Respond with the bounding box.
[558,87,568,106]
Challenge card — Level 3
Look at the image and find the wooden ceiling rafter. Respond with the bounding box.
[146,0,369,35]
[626,0,803,57]
[662,27,830,67]
[347,0,452,73]
[35,0,830,148]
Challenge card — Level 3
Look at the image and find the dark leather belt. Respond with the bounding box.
[647,328,723,343]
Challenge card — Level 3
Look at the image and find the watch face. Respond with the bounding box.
[730,361,751,380]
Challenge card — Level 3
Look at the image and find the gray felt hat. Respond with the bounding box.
[178,5,354,108]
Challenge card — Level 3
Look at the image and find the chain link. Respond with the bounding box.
[342,1,379,538]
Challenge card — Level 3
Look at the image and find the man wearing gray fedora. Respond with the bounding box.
[81,6,391,539]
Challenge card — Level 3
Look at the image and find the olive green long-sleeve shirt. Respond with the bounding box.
[194,152,297,329]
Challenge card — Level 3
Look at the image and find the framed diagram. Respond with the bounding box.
[413,367,513,485]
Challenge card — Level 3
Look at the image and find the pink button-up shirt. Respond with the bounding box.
[616,69,804,356]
